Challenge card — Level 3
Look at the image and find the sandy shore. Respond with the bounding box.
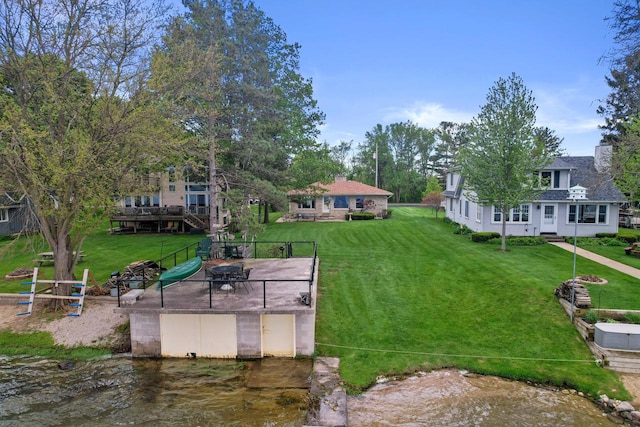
[0,297,128,348]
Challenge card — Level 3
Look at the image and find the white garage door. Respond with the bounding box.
[160,314,237,358]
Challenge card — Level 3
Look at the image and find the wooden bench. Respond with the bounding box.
[625,242,640,257]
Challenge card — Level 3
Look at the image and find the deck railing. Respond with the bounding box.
[116,240,317,309]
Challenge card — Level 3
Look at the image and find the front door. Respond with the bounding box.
[540,204,557,234]
[323,196,330,214]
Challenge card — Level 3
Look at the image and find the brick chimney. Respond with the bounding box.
[335,175,347,182]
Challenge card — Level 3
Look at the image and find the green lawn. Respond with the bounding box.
[0,229,199,292]
[0,208,634,399]
[261,207,631,398]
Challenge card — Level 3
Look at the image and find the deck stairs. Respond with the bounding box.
[183,212,208,230]
[541,233,565,243]
[17,268,89,317]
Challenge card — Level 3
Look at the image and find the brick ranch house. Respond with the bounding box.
[287,175,393,220]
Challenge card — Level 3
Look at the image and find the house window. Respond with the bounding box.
[333,196,348,209]
[0,209,7,222]
[355,196,364,210]
[449,198,453,211]
[540,171,552,188]
[568,204,608,224]
[464,200,469,218]
[297,198,315,209]
[449,173,453,186]
[553,171,560,189]
[168,184,176,192]
[476,204,482,222]
[492,204,531,223]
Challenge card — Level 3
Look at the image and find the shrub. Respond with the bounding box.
[471,232,501,242]
[596,233,618,238]
[347,212,375,220]
[442,217,453,224]
[381,209,392,219]
[624,312,640,324]
[577,237,627,246]
[454,225,473,235]
[506,236,547,246]
[617,234,638,245]
[583,310,599,324]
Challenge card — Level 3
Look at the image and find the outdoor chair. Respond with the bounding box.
[236,267,253,292]
[195,238,212,260]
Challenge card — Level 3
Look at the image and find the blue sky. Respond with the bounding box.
[171,1,618,156]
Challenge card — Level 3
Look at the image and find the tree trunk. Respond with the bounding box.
[208,113,218,239]
[263,201,269,224]
[501,208,508,252]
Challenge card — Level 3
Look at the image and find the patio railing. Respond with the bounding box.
[116,240,317,309]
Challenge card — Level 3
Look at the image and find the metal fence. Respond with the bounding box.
[116,240,317,309]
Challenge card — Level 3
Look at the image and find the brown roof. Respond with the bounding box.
[287,180,392,197]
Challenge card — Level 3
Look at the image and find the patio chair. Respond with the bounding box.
[236,267,253,292]
[195,238,212,260]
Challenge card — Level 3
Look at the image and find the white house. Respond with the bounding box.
[443,145,626,237]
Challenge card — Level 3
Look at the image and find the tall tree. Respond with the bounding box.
[459,73,553,251]
[0,0,171,298]
[432,121,471,185]
[288,142,344,188]
[156,0,323,225]
[599,1,640,146]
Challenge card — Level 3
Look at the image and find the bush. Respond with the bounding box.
[346,212,375,221]
[617,234,638,245]
[583,310,599,324]
[624,312,640,324]
[471,232,501,242]
[596,233,618,238]
[381,209,392,219]
[506,236,547,246]
[454,225,473,235]
[577,237,627,246]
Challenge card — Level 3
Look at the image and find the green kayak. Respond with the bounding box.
[157,257,202,289]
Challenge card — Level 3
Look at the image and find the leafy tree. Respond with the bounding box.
[352,122,434,202]
[330,140,353,174]
[533,126,565,157]
[422,191,445,217]
[155,0,323,225]
[612,117,640,207]
[459,73,553,251]
[599,1,640,146]
[288,143,344,188]
[423,175,442,197]
[0,0,171,299]
[432,121,471,185]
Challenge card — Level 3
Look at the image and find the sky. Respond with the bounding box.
[172,1,619,157]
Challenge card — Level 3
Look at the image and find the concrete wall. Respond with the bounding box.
[129,311,316,358]
[130,312,162,357]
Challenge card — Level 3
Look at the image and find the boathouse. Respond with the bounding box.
[115,242,318,359]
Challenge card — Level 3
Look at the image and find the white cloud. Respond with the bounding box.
[533,83,605,135]
[382,102,475,128]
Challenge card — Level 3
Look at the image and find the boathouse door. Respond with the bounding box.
[160,314,237,358]
[261,314,295,357]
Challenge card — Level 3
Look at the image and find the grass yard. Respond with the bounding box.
[0,208,635,399]
[0,228,198,292]
[261,207,631,399]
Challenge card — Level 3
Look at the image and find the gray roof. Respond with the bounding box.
[537,156,625,203]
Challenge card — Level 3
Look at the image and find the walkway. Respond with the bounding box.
[549,242,640,280]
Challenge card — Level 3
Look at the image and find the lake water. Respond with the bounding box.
[0,355,310,426]
[0,355,621,426]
